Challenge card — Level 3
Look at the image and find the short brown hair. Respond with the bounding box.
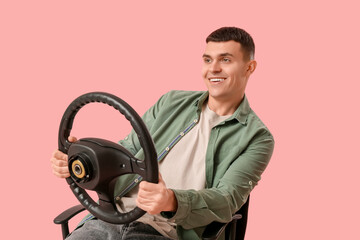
[206,27,255,60]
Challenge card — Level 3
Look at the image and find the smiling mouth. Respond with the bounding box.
[209,78,226,82]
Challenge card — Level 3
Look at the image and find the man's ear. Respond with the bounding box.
[247,60,257,74]
[245,60,257,79]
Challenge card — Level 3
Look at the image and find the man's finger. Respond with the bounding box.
[52,150,68,161]
[52,169,70,178]
[68,136,77,142]
[139,181,155,192]
[51,157,68,167]
[158,172,165,184]
[52,164,69,174]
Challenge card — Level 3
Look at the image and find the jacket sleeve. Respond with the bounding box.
[168,133,274,229]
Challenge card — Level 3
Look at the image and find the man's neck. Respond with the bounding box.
[207,94,244,116]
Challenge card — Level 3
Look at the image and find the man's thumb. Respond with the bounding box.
[68,136,78,142]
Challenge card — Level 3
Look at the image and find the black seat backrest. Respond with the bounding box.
[225,196,250,239]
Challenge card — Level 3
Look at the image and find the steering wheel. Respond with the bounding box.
[58,92,158,224]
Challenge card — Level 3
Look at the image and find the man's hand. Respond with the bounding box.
[50,136,77,178]
[136,173,178,215]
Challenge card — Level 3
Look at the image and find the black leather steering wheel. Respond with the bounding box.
[58,92,158,224]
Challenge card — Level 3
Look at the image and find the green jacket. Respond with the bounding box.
[115,90,274,239]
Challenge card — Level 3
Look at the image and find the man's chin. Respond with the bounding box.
[207,91,227,101]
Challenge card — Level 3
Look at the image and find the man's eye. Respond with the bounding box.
[222,58,231,62]
[203,58,211,63]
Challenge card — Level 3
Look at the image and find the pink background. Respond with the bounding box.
[1,0,359,239]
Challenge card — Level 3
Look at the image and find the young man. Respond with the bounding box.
[51,27,274,240]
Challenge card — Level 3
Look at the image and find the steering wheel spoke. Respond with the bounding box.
[129,157,147,176]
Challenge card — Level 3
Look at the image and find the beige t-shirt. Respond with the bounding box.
[118,103,230,239]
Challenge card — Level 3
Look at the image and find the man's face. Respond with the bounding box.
[202,40,254,103]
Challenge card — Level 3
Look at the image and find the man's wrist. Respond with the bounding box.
[166,189,178,212]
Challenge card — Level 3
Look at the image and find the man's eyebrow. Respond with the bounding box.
[219,53,234,57]
[202,53,234,58]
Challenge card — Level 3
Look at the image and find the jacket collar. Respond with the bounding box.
[194,91,250,125]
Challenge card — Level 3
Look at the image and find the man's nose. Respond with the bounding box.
[209,61,221,73]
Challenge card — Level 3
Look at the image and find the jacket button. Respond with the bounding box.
[180,132,184,136]
[166,147,170,151]
[194,119,198,123]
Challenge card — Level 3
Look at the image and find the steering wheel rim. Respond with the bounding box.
[58,92,158,224]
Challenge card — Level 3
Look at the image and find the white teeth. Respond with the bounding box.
[210,78,225,82]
